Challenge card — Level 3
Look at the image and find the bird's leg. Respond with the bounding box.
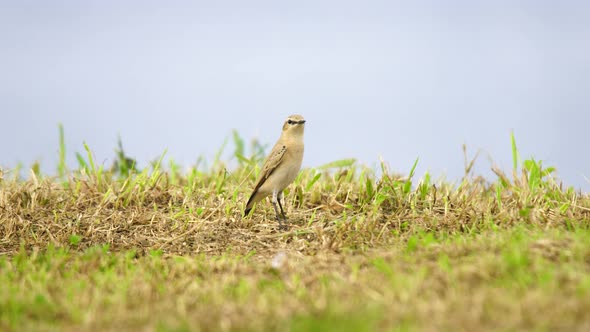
[277,191,287,220]
[271,189,283,229]
[276,191,288,230]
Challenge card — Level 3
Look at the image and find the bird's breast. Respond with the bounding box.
[270,142,303,191]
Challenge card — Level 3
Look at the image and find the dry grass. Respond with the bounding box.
[1,138,590,331]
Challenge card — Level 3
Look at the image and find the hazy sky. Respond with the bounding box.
[1,1,589,191]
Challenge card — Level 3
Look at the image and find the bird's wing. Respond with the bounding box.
[252,143,287,193]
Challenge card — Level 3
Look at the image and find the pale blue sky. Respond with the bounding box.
[1,1,589,190]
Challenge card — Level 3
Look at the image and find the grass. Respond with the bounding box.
[1,130,589,331]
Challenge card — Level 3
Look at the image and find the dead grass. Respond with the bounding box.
[1,145,590,331]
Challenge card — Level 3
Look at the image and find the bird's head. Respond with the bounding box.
[282,114,306,137]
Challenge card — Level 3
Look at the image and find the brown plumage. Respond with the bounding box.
[244,114,306,229]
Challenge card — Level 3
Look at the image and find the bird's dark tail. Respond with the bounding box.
[244,192,256,216]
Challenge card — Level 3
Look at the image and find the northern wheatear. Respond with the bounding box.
[244,114,306,229]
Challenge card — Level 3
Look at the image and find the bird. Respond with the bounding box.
[244,114,306,229]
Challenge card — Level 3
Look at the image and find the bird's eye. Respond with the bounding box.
[287,120,294,125]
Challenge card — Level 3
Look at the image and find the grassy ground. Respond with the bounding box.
[1,134,589,331]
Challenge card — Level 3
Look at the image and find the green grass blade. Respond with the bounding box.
[510,131,519,173]
[305,172,322,191]
[318,159,356,170]
[75,152,88,172]
[58,123,67,178]
[83,142,96,175]
[403,158,419,194]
